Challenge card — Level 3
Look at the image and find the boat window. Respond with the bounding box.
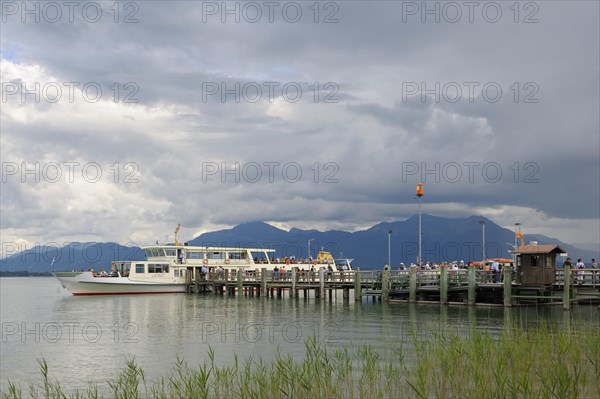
[251,251,270,264]
[207,252,224,260]
[187,251,205,259]
[165,249,176,257]
[228,251,246,260]
[148,264,169,273]
[151,248,165,257]
[145,249,152,258]
[136,264,145,273]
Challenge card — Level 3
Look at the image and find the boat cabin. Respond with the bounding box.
[513,243,566,286]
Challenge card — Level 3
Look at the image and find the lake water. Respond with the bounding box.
[1,277,599,393]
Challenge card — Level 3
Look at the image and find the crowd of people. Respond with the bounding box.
[562,257,598,285]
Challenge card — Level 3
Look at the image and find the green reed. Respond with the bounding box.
[3,323,600,399]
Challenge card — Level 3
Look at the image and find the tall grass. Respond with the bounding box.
[3,325,599,399]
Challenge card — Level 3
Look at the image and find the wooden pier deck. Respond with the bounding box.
[186,267,600,309]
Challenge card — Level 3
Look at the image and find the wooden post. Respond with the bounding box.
[261,268,267,298]
[409,266,417,303]
[468,264,476,305]
[194,269,200,294]
[319,267,325,299]
[563,264,571,310]
[503,264,512,307]
[354,271,362,301]
[291,267,296,298]
[382,268,390,302]
[237,269,243,295]
[440,266,448,304]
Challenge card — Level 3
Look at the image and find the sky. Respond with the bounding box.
[1,1,599,256]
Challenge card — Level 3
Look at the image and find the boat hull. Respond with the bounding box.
[53,272,186,295]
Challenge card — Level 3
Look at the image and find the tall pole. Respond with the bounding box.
[416,183,424,265]
[388,230,392,267]
[308,238,313,260]
[513,222,521,262]
[479,220,486,262]
[418,198,422,265]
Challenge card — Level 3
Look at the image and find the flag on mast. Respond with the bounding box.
[516,228,524,246]
[175,224,181,246]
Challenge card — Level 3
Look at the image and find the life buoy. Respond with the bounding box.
[203,259,208,265]
[225,258,230,264]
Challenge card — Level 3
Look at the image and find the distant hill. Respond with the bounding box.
[188,215,599,269]
[0,243,145,273]
[2,216,598,272]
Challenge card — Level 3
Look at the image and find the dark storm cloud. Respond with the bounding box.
[1,1,598,247]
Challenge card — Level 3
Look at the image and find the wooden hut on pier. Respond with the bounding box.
[513,244,567,286]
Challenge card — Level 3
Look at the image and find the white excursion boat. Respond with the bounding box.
[54,244,353,296]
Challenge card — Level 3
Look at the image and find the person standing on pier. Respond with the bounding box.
[591,259,597,285]
[491,260,500,283]
[576,259,585,285]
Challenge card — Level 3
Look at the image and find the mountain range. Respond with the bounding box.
[2,215,598,272]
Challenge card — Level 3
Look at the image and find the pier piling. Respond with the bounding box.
[354,271,362,301]
[409,266,417,303]
[291,268,297,298]
[319,268,325,298]
[382,269,390,302]
[503,266,512,306]
[563,264,571,310]
[467,265,475,305]
[261,268,267,298]
[440,266,448,304]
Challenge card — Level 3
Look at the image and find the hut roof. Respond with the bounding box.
[513,244,567,255]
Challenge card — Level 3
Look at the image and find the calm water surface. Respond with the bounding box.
[1,277,598,392]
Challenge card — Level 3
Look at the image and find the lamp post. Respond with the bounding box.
[388,230,392,268]
[479,220,486,263]
[308,238,314,260]
[513,223,521,279]
[416,183,424,265]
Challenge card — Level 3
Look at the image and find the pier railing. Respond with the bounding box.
[555,269,599,287]
[195,267,599,288]
[188,266,599,309]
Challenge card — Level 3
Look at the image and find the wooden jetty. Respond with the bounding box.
[186,266,600,309]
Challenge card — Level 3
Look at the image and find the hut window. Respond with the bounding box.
[531,255,540,267]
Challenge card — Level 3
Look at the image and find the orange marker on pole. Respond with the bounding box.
[416,182,424,197]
